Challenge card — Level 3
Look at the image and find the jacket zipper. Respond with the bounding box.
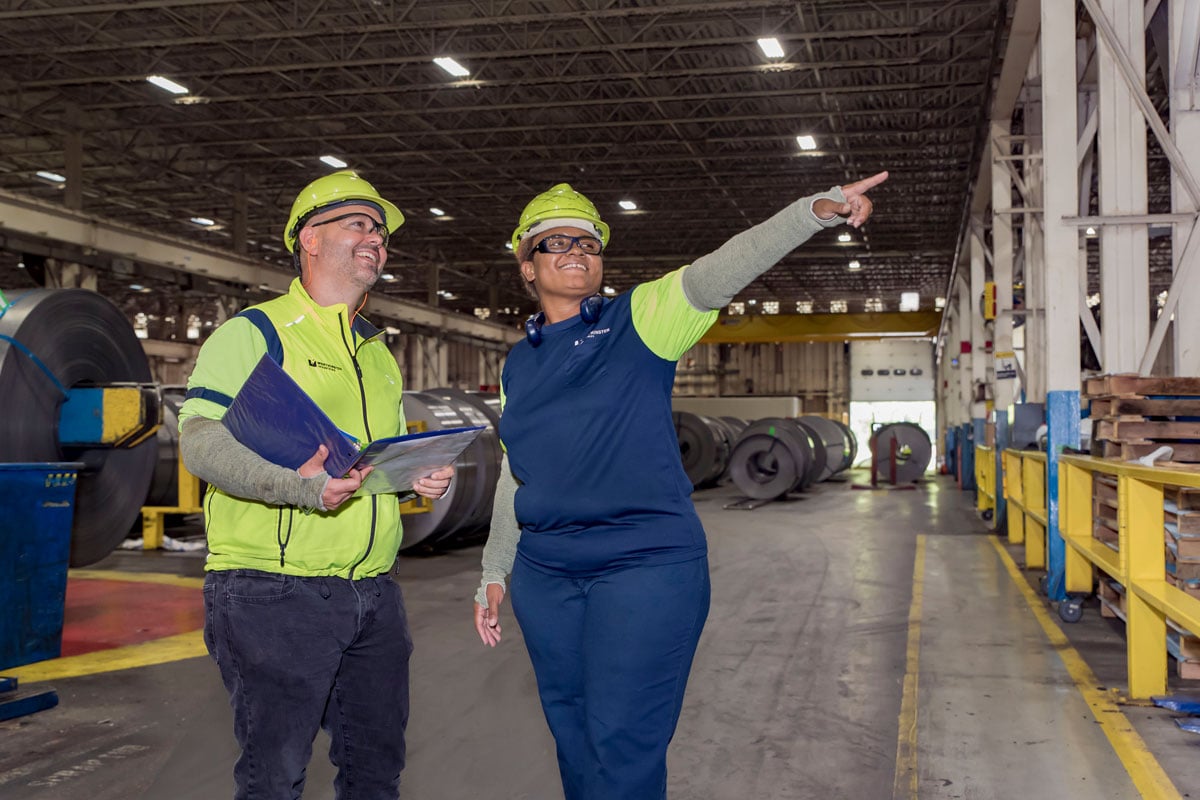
[341,314,378,579]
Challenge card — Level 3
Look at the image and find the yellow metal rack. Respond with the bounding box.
[1057,455,1200,698]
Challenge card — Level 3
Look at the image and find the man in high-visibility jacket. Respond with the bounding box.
[179,170,454,800]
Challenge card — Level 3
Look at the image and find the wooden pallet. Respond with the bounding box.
[1094,419,1200,441]
[1098,440,1200,461]
[1090,396,1200,418]
[1086,374,1200,398]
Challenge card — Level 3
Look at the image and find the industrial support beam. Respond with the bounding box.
[0,187,522,347]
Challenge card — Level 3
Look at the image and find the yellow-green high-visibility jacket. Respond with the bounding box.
[179,278,406,578]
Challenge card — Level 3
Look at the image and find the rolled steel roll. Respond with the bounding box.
[399,390,500,549]
[0,288,157,566]
[145,386,188,507]
[728,417,814,499]
[797,415,849,481]
[870,422,932,484]
[831,419,857,473]
[673,411,732,489]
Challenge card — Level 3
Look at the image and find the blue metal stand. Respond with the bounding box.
[993,410,1009,531]
[0,676,58,721]
[1044,390,1081,601]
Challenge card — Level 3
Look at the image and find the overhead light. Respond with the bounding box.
[899,291,920,312]
[36,170,66,184]
[796,135,817,150]
[129,283,145,291]
[748,298,757,305]
[190,216,216,227]
[837,232,851,243]
[320,155,348,169]
[1085,226,1097,236]
[935,296,946,309]
[381,273,396,281]
[618,200,637,211]
[146,75,189,95]
[430,207,445,216]
[603,285,616,296]
[848,260,861,271]
[757,38,785,59]
[434,57,470,77]
[504,242,513,250]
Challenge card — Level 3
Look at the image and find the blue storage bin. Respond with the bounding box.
[0,463,78,671]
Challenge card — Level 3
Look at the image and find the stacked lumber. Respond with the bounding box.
[1085,373,1200,465]
[1090,480,1200,678]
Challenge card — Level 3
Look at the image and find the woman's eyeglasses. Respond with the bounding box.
[533,234,603,255]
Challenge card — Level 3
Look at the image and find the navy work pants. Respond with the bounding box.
[511,556,710,800]
[203,569,413,800]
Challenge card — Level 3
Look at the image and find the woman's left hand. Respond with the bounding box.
[814,171,889,228]
[413,466,455,499]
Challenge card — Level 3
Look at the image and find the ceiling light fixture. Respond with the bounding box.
[757,38,785,59]
[190,216,216,227]
[603,286,616,295]
[320,155,348,169]
[837,231,851,243]
[848,260,861,271]
[430,207,446,216]
[796,135,818,151]
[434,57,470,77]
[1085,226,1097,236]
[36,170,66,183]
[618,200,637,211]
[147,75,189,95]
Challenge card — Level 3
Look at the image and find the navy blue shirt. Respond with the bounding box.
[499,268,719,575]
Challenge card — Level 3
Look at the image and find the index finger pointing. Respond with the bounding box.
[845,171,889,194]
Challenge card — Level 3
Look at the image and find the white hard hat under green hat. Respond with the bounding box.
[284,170,405,253]
[511,183,610,253]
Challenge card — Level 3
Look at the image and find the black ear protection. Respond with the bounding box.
[525,294,605,347]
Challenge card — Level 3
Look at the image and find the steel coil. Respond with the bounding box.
[727,417,815,499]
[399,390,501,549]
[146,386,188,507]
[797,415,850,481]
[0,288,157,566]
[870,422,932,484]
[673,411,733,488]
[831,419,857,473]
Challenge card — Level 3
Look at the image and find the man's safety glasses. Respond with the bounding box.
[309,212,389,247]
[533,234,604,255]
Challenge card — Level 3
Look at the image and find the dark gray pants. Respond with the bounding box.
[203,569,413,800]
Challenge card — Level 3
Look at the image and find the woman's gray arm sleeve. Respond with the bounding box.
[681,187,848,311]
[475,452,520,607]
[179,416,329,510]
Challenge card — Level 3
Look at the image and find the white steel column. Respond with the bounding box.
[1171,0,1200,374]
[1023,54,1047,403]
[970,227,988,420]
[1041,0,1083,602]
[957,277,974,423]
[991,121,1016,413]
[1096,0,1150,372]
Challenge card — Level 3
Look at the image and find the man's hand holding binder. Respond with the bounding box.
[223,354,483,500]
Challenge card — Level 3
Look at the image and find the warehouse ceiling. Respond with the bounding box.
[0,0,1011,334]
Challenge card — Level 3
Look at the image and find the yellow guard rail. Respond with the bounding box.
[1058,454,1200,698]
[1002,449,1048,570]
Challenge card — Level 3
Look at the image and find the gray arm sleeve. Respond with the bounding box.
[681,187,848,311]
[475,452,520,607]
[179,416,330,511]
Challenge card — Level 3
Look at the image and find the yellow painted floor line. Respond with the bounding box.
[892,533,925,800]
[8,630,207,684]
[988,536,1183,800]
[69,568,205,589]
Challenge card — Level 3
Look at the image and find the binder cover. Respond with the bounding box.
[222,354,483,495]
